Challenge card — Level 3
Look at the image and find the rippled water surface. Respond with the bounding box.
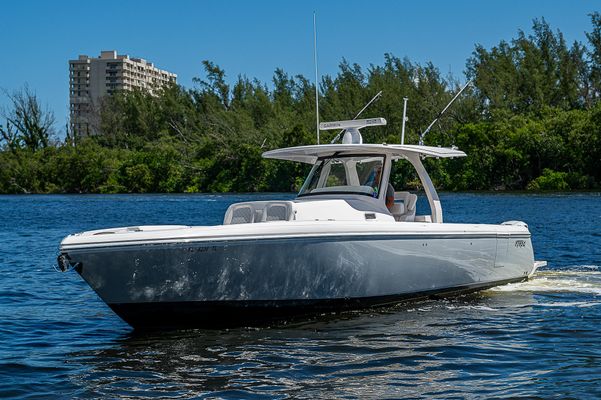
[0,193,600,398]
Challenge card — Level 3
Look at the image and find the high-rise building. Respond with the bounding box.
[69,50,177,136]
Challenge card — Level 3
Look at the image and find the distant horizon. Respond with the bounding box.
[1,0,597,136]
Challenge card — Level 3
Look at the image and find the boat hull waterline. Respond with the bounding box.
[61,227,536,329]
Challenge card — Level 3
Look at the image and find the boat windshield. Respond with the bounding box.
[298,155,385,198]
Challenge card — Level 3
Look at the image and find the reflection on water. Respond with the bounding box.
[65,267,601,398]
[1,193,600,398]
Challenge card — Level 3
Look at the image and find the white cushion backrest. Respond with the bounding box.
[224,204,255,224]
[392,191,418,221]
[389,202,405,217]
[406,194,417,212]
[264,202,292,221]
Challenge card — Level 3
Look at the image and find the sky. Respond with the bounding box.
[1,0,598,133]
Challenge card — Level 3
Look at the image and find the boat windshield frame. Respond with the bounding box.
[297,153,388,199]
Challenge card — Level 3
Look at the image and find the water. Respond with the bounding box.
[0,193,600,398]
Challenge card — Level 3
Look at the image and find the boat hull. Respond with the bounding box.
[66,233,535,329]
[108,277,527,329]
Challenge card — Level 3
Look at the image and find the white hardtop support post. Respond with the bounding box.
[382,155,393,205]
[404,153,443,223]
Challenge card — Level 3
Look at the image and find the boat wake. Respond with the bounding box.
[488,265,601,296]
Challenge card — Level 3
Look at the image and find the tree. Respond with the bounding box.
[193,61,230,108]
[3,13,601,194]
[0,86,55,151]
[587,12,601,101]
[0,120,19,153]
[468,18,589,115]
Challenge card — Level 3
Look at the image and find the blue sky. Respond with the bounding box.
[1,0,598,133]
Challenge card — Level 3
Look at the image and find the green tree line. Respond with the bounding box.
[1,15,600,194]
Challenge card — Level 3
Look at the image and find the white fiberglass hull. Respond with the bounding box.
[59,221,535,329]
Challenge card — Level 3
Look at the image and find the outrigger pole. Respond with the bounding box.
[330,90,383,144]
[418,79,473,146]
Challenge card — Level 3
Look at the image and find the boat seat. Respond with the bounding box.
[263,202,293,222]
[227,204,254,224]
[394,192,417,222]
[389,202,405,220]
[224,201,295,224]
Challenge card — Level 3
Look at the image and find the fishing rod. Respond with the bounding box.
[418,79,472,146]
[330,90,383,144]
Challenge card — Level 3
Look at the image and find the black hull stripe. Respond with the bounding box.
[63,232,531,253]
[109,276,528,330]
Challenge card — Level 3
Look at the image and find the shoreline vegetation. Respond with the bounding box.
[0,190,599,198]
[1,16,601,194]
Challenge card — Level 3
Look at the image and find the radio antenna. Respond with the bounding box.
[330,90,382,144]
[419,79,472,145]
[313,12,320,145]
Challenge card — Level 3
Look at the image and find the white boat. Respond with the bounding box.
[58,118,545,329]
